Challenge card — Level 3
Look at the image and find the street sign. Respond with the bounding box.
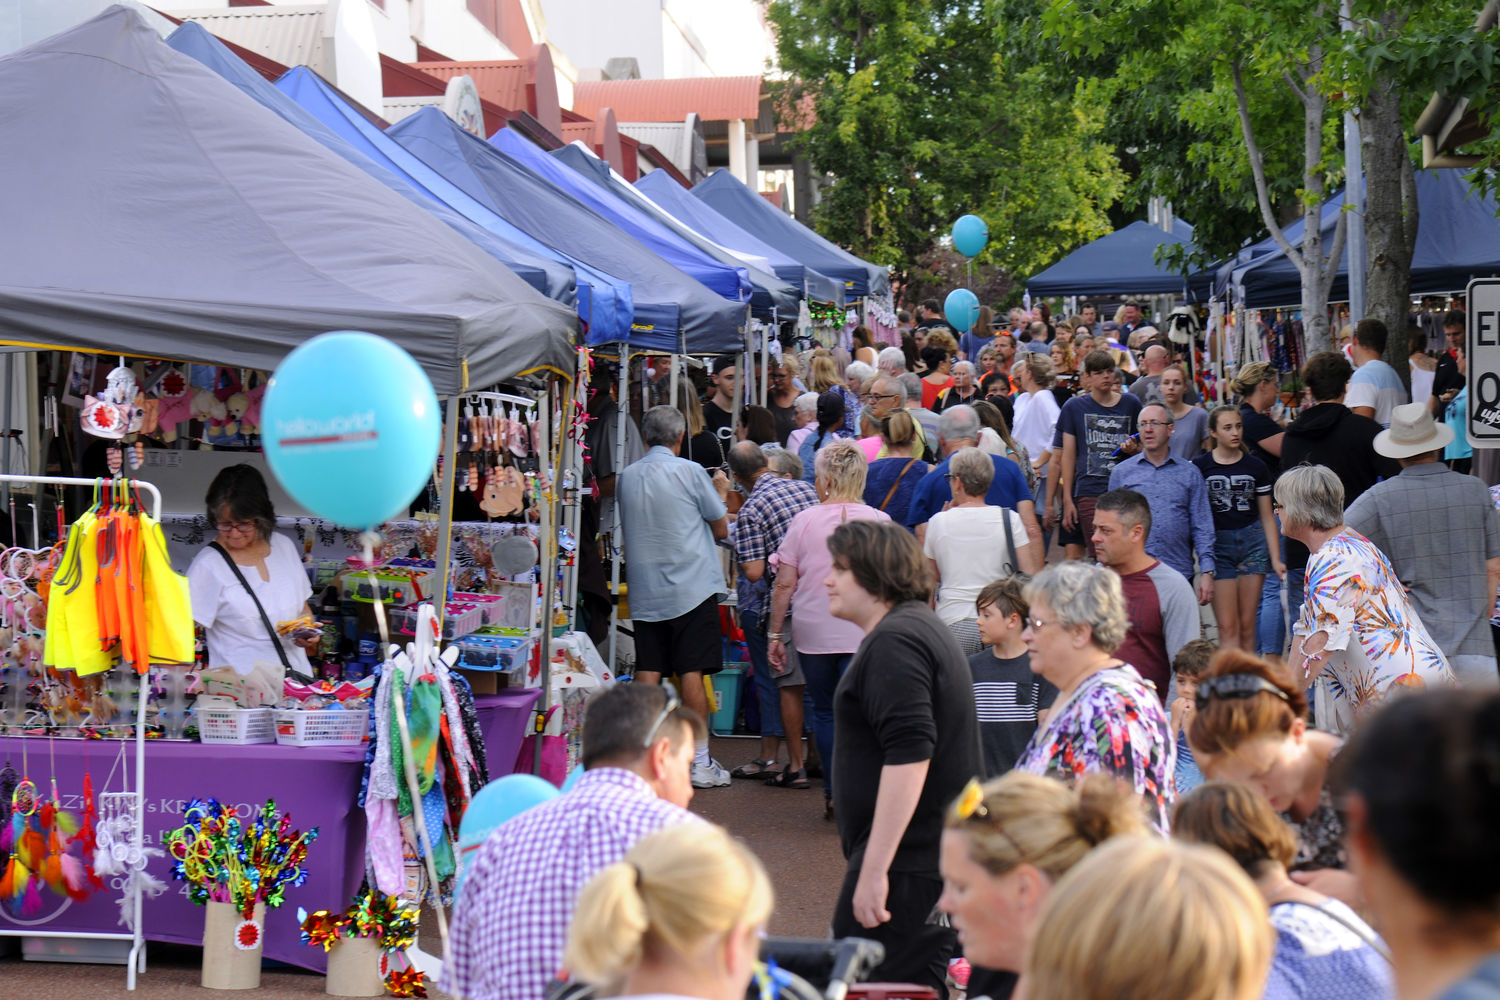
[1467,277,1500,448]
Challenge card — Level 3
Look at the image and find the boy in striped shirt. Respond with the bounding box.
[970,577,1058,776]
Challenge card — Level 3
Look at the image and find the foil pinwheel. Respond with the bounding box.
[166,798,318,919]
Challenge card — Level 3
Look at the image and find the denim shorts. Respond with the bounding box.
[1213,522,1271,580]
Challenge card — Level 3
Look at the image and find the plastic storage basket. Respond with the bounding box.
[273,709,368,747]
[198,707,275,745]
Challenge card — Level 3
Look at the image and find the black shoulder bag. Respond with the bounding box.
[209,542,314,682]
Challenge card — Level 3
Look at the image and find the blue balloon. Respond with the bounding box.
[944,288,981,332]
[454,773,560,893]
[559,765,585,793]
[952,214,989,258]
[262,331,440,529]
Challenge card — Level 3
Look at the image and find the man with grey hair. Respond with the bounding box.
[1345,402,1500,682]
[877,345,908,376]
[617,405,734,788]
[905,405,1042,551]
[897,372,940,459]
[767,447,803,480]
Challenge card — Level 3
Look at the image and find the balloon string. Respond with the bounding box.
[359,532,390,650]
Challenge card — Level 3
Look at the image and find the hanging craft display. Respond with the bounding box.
[165,798,317,918]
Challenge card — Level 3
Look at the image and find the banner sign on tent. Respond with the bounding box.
[1467,278,1500,449]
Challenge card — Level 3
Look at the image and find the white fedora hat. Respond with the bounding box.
[1373,401,1455,459]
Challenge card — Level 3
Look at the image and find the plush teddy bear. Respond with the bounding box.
[223,392,249,437]
[155,367,192,442]
[190,388,227,450]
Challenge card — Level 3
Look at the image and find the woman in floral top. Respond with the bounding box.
[1277,465,1453,736]
[1014,562,1175,831]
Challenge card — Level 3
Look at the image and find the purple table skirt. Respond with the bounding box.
[0,695,537,971]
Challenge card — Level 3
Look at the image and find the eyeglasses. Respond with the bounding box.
[1271,501,1284,513]
[216,521,257,535]
[863,393,899,403]
[1137,420,1172,428]
[641,681,681,749]
[1025,616,1061,631]
[952,777,1030,863]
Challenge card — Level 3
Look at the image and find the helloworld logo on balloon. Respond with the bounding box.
[274,411,379,449]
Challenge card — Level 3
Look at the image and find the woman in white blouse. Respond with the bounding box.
[1011,353,1061,554]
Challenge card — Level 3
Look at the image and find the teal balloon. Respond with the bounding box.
[559,766,584,793]
[454,773,560,893]
[261,331,440,530]
[944,288,981,332]
[952,214,989,258]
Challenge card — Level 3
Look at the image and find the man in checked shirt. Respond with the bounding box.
[441,683,704,1000]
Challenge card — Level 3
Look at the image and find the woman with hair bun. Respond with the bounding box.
[1338,690,1500,1000]
[1175,781,1392,1000]
[1189,647,1362,906]
[562,823,772,1000]
[938,771,1148,999]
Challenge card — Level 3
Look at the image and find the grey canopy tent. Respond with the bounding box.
[0,6,577,395]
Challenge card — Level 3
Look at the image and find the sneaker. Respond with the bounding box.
[691,758,731,788]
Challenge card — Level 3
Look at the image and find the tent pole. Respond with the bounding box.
[1,353,12,515]
[533,379,556,776]
[434,393,461,635]
[607,350,628,675]
[761,314,772,406]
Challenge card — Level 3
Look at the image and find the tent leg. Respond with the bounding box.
[434,394,460,635]
[607,352,628,675]
[1,354,13,514]
[534,381,556,776]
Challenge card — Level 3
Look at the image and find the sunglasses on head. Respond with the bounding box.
[952,777,1030,864]
[641,681,681,749]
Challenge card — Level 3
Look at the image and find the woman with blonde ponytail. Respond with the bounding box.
[937,771,1148,999]
[562,823,773,1000]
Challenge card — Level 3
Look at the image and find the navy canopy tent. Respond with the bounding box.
[1236,170,1500,307]
[0,7,575,395]
[634,169,844,306]
[272,66,640,343]
[1026,220,1196,298]
[489,130,763,311]
[543,141,803,318]
[692,169,890,299]
[389,107,745,353]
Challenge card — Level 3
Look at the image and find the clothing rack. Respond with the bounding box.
[0,473,157,990]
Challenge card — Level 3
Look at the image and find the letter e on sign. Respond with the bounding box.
[1468,278,1500,448]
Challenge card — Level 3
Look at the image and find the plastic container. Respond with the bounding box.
[709,667,744,736]
[197,707,275,745]
[273,709,368,746]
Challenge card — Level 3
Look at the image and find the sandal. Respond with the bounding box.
[731,759,781,779]
[766,768,810,789]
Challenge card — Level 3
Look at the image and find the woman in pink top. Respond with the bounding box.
[767,439,890,811]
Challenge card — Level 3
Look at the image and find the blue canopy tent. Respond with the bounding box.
[634,168,845,306]
[543,141,804,317]
[489,130,771,315]
[1235,170,1500,307]
[1025,220,1196,298]
[166,24,582,308]
[692,169,890,299]
[1183,199,1346,302]
[272,67,640,343]
[389,107,745,353]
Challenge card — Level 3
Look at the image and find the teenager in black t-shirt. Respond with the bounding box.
[825,520,982,995]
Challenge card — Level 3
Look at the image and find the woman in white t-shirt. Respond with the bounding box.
[1011,353,1061,551]
[924,448,1037,654]
[562,823,772,1000]
[187,465,317,688]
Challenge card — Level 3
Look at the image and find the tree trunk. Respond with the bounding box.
[1300,75,1334,355]
[1360,15,1418,385]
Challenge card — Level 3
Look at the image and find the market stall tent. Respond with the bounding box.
[0,6,576,395]
[634,167,845,306]
[1025,219,1197,298]
[692,169,892,300]
[1234,169,1500,307]
[494,131,800,319]
[271,65,634,343]
[165,21,578,307]
[1187,199,1345,303]
[389,107,746,353]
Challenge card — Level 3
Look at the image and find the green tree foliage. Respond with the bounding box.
[764,0,1125,279]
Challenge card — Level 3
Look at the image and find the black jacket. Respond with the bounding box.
[1280,403,1401,570]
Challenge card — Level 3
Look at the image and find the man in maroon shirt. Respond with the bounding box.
[1090,489,1202,701]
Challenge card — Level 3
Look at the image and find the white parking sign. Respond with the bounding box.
[1468,277,1500,448]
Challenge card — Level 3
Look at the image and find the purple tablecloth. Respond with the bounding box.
[0,694,538,972]
[474,688,542,776]
[0,737,366,972]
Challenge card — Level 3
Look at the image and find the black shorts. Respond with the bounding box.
[633,594,723,678]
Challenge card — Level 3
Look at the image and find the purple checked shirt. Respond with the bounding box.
[440,768,699,1000]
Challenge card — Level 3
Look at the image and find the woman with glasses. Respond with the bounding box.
[187,464,319,684]
[1274,464,1452,735]
[938,771,1147,1000]
[1012,562,1176,831]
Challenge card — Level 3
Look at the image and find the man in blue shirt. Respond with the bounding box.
[1108,403,1215,605]
[617,405,732,788]
[905,405,1042,550]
